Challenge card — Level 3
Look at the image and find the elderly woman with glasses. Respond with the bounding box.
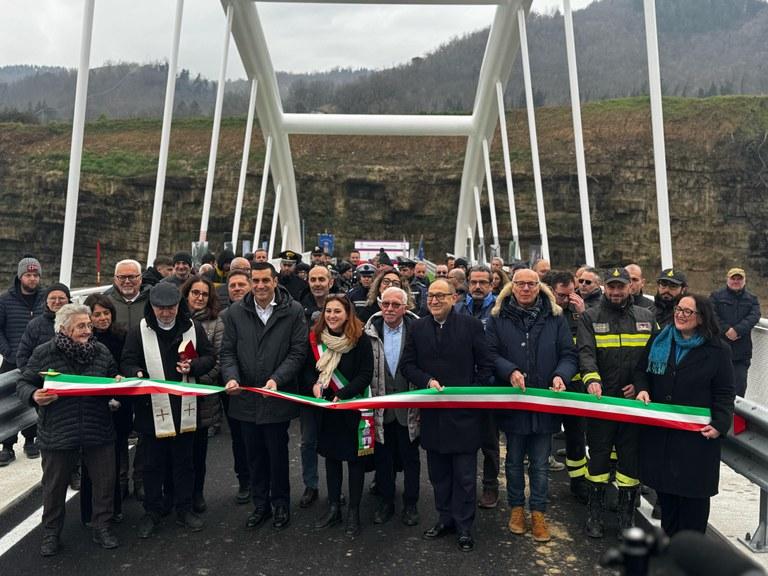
[181,275,224,514]
[17,303,121,556]
[634,294,735,536]
[304,294,374,538]
[356,267,414,323]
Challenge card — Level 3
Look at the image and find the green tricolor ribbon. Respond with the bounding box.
[42,373,710,432]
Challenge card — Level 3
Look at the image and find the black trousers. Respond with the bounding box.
[426,450,477,536]
[657,492,710,536]
[81,425,129,523]
[143,432,195,515]
[480,414,500,490]
[193,427,209,496]
[374,421,420,506]
[42,444,115,534]
[222,394,250,487]
[241,420,291,509]
[733,360,750,398]
[326,457,365,508]
[586,418,639,486]
[563,414,587,478]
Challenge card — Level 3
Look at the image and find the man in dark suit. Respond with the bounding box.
[401,279,493,552]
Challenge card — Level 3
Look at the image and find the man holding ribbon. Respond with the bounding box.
[221,262,307,532]
[401,278,493,553]
[121,282,215,538]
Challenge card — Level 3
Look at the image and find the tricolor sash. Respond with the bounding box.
[310,332,374,456]
[140,319,197,438]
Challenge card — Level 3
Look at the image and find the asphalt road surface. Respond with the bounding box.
[0,421,621,576]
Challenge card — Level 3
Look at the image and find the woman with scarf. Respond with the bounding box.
[16,304,120,556]
[181,275,224,513]
[635,294,735,536]
[304,294,373,538]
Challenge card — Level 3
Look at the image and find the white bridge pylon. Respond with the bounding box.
[58,0,674,283]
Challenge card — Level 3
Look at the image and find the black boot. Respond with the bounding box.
[585,482,605,539]
[344,506,361,538]
[617,486,639,539]
[314,502,342,530]
[570,477,589,504]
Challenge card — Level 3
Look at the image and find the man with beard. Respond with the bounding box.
[578,267,656,539]
[654,268,687,327]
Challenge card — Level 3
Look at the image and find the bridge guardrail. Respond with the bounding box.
[0,369,36,443]
[722,396,768,553]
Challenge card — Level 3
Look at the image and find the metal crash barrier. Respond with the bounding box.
[722,396,768,553]
[0,369,36,443]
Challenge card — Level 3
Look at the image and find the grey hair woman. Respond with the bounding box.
[16,303,122,556]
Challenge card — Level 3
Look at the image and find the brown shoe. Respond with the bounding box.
[531,511,551,542]
[508,506,526,535]
[478,488,498,509]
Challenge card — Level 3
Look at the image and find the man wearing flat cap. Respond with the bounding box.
[654,268,688,327]
[277,250,308,302]
[121,282,215,538]
[711,267,761,396]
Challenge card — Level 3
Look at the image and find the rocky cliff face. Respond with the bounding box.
[0,97,767,305]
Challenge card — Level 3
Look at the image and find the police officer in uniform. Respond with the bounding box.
[347,263,376,314]
[577,267,656,538]
[398,257,427,317]
[277,250,308,302]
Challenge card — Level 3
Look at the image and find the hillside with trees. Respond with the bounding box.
[1,0,767,121]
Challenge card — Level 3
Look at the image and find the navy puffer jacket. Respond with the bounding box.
[0,278,44,366]
[16,338,118,450]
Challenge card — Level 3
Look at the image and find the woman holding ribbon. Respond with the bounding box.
[304,294,374,538]
[16,303,120,556]
[635,294,735,536]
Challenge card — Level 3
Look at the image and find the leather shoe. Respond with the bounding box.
[373,501,395,525]
[344,507,361,538]
[192,493,208,513]
[299,487,318,509]
[478,488,499,509]
[235,484,251,505]
[402,505,420,527]
[23,441,40,459]
[457,534,474,552]
[138,513,158,539]
[40,534,59,557]
[176,510,204,532]
[314,503,342,530]
[92,527,119,549]
[423,522,456,540]
[246,506,272,529]
[273,505,290,529]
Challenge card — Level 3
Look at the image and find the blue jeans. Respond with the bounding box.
[505,432,551,512]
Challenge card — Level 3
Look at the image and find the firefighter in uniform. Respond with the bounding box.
[577,267,656,538]
[549,271,589,502]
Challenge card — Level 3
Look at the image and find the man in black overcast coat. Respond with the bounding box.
[401,278,493,553]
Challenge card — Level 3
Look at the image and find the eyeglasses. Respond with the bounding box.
[554,292,570,300]
[115,274,140,282]
[190,289,209,299]
[435,271,448,277]
[513,281,539,289]
[673,306,697,318]
[380,301,403,309]
[427,293,452,302]
[578,279,593,285]
[381,278,402,287]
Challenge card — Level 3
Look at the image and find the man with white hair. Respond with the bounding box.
[366,286,421,527]
[107,259,149,331]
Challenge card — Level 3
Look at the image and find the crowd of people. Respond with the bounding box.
[0,246,759,557]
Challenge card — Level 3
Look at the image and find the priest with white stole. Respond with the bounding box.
[121,282,215,539]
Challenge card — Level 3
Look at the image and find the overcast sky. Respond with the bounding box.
[1,0,594,78]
